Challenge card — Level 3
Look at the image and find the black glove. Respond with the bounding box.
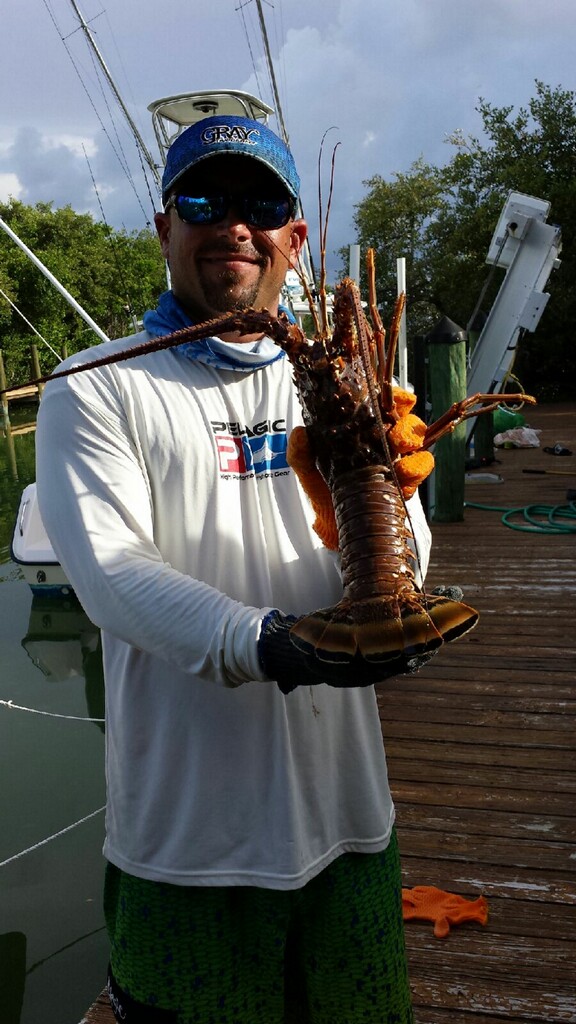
[257,609,435,695]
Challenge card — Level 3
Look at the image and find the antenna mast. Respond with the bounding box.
[252,0,317,285]
[254,0,289,144]
[67,0,162,189]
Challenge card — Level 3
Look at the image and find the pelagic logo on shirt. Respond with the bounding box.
[211,418,290,478]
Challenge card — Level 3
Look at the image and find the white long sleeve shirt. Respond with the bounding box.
[36,332,431,889]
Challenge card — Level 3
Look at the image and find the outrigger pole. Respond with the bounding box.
[0,213,109,344]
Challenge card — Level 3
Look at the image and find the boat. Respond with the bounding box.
[11,482,73,596]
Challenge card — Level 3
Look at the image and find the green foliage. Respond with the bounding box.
[347,81,576,400]
[0,201,166,385]
[340,158,448,339]
[0,415,37,556]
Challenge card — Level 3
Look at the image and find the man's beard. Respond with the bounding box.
[197,263,266,315]
[192,245,268,313]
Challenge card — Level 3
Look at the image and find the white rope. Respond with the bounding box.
[0,698,104,723]
[0,805,106,869]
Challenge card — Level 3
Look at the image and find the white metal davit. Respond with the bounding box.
[466,191,562,428]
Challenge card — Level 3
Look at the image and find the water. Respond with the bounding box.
[1,408,109,1024]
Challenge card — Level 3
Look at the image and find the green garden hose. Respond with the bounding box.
[464,500,576,534]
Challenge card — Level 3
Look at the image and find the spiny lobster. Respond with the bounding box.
[257,248,535,665]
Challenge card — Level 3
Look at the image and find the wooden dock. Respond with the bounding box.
[82,402,576,1024]
[2,384,40,403]
[385,400,576,1023]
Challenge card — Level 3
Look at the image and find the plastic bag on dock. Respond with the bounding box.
[493,427,541,448]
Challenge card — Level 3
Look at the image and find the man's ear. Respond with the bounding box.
[290,219,308,265]
[154,212,171,259]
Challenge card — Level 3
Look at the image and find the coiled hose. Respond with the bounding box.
[464,500,576,534]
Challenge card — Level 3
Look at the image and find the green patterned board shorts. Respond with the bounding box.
[104,831,413,1024]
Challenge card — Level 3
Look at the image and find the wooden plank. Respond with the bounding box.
[80,989,113,1024]
[384,737,575,771]
[406,929,576,985]
[380,676,576,700]
[7,421,37,436]
[411,1009,547,1024]
[390,778,576,816]
[387,760,576,796]
[401,854,576,905]
[382,719,576,750]
[380,704,575,732]
[381,664,576,685]
[396,827,576,873]
[410,643,576,664]
[472,896,576,941]
[3,385,39,401]
[385,643,576,666]
[409,971,576,1022]
[380,690,576,716]
[397,803,576,844]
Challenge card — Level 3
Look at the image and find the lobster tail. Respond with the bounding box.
[286,465,479,670]
[423,593,479,643]
[289,592,478,666]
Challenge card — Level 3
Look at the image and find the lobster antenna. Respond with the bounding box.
[295,255,323,337]
[384,292,406,385]
[358,255,425,590]
[317,128,339,336]
[0,310,290,394]
[254,223,322,337]
[366,248,387,393]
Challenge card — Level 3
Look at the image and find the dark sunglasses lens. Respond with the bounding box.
[175,196,227,224]
[243,198,292,229]
[174,195,293,229]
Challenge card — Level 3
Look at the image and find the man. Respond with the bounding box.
[36,115,431,1023]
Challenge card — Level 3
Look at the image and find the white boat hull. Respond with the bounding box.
[11,483,74,596]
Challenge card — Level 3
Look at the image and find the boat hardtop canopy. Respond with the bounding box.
[148,90,274,163]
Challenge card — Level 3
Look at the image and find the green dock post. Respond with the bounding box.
[426,316,467,522]
[0,349,9,427]
[30,342,44,398]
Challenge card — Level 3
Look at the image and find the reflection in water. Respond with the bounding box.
[0,411,37,482]
[2,421,109,1020]
[21,594,105,731]
[0,931,26,1024]
[0,589,107,1022]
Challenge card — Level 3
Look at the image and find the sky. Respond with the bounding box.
[0,0,574,285]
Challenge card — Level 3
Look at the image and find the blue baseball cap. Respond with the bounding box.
[161,115,300,204]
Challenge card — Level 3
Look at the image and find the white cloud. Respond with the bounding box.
[0,173,23,202]
[45,134,98,158]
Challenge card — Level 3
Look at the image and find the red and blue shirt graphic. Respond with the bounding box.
[212,419,289,477]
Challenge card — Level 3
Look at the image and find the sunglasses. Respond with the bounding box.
[165,194,295,230]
